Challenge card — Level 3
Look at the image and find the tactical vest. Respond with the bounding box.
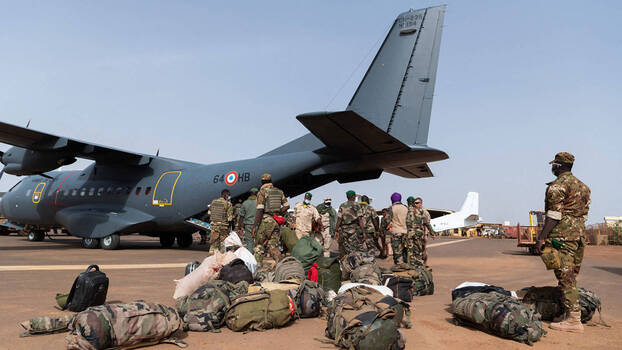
[264,188,282,214]
[210,200,226,222]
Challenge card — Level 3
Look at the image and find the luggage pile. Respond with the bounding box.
[381,263,434,302]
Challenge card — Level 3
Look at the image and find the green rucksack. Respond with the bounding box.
[291,236,323,272]
[317,256,342,293]
[452,292,545,345]
[280,226,299,252]
[341,252,376,280]
[273,257,305,282]
[175,280,249,332]
[19,314,74,337]
[351,263,382,285]
[520,286,609,326]
[389,265,434,296]
[224,289,295,331]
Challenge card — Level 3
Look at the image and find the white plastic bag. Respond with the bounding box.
[338,282,394,297]
[224,231,243,249]
[173,250,236,299]
[233,246,258,278]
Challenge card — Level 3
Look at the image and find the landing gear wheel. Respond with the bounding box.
[160,235,175,248]
[82,237,100,249]
[176,233,193,249]
[101,234,121,250]
[27,231,45,242]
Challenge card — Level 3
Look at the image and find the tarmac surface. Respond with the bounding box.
[1,234,620,349]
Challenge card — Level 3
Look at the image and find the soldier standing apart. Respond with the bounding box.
[251,173,290,265]
[237,187,258,251]
[208,189,233,253]
[360,195,382,257]
[334,190,366,257]
[316,198,337,257]
[407,196,435,265]
[536,152,590,333]
[293,192,322,240]
[388,193,408,265]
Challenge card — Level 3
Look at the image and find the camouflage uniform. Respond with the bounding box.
[238,195,257,251]
[406,206,433,265]
[208,197,233,252]
[336,200,365,256]
[545,171,590,312]
[233,201,242,230]
[254,182,289,265]
[361,203,380,257]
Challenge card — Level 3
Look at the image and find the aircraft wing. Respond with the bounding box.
[0,121,153,165]
[55,205,155,238]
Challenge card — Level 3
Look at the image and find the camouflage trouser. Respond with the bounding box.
[408,232,426,265]
[209,222,229,253]
[365,230,380,257]
[553,237,585,311]
[391,233,408,264]
[341,224,365,256]
[243,223,254,252]
[253,215,281,265]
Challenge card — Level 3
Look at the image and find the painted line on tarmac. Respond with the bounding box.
[427,238,473,248]
[0,263,187,272]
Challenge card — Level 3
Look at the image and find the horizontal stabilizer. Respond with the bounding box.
[296,111,409,155]
[385,163,433,178]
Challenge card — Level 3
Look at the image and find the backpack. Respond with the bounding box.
[19,314,74,337]
[288,280,326,318]
[291,236,323,272]
[280,226,299,252]
[351,263,382,285]
[390,265,434,296]
[273,257,305,282]
[341,252,376,280]
[66,301,185,349]
[218,258,254,284]
[175,280,249,332]
[520,286,609,326]
[452,292,545,345]
[224,290,295,331]
[64,265,109,312]
[316,256,342,293]
[382,276,414,302]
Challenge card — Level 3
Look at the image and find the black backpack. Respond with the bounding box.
[64,265,109,312]
[382,276,414,302]
[218,259,253,284]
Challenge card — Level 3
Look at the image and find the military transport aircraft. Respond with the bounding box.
[0,6,448,249]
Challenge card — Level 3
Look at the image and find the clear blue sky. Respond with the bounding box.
[0,1,620,225]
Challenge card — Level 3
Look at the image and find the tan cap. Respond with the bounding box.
[549,152,575,164]
[261,173,272,181]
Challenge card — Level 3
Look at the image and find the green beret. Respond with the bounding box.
[305,192,312,198]
[250,187,258,193]
[549,152,575,164]
[407,196,415,201]
[346,190,355,196]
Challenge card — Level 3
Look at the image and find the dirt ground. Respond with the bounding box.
[0,234,620,350]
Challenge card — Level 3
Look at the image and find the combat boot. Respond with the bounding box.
[549,311,584,333]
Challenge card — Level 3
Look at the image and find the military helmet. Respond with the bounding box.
[549,152,575,164]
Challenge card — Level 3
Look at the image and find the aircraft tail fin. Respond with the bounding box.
[347,5,446,146]
[459,192,479,217]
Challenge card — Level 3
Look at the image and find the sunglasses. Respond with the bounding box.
[414,202,422,204]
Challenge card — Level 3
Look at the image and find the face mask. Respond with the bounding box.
[304,199,310,205]
[325,202,331,207]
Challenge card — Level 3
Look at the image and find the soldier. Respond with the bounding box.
[380,207,392,257]
[293,192,322,240]
[232,199,243,231]
[388,192,408,264]
[237,188,258,251]
[251,173,290,265]
[406,196,435,265]
[208,189,233,253]
[360,195,383,257]
[334,190,366,257]
[536,152,590,333]
[316,198,337,257]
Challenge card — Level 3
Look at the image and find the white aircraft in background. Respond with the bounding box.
[430,192,480,232]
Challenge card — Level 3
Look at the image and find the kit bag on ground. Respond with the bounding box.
[390,264,434,296]
[66,301,185,349]
[273,256,305,282]
[175,280,249,332]
[382,275,414,302]
[185,261,201,276]
[218,258,254,284]
[452,285,511,301]
[280,226,299,252]
[316,256,342,293]
[520,286,609,325]
[19,314,74,337]
[452,291,545,345]
[351,263,382,285]
[64,265,109,312]
[291,236,323,272]
[341,252,376,280]
[224,289,295,331]
[288,280,326,318]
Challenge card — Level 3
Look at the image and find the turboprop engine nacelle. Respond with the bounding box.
[1,146,76,176]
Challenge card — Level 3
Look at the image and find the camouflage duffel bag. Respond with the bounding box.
[351,263,382,285]
[288,280,326,318]
[20,314,74,337]
[341,252,376,280]
[337,285,411,329]
[520,286,609,325]
[325,286,406,350]
[224,289,295,331]
[452,292,545,345]
[175,280,249,332]
[66,301,185,349]
[390,265,434,296]
[273,256,305,282]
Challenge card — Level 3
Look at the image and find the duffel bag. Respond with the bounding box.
[224,290,295,331]
[382,275,414,302]
[291,236,323,272]
[280,226,299,252]
[66,301,185,349]
[274,256,305,282]
[317,256,341,293]
[175,280,249,332]
[452,292,545,345]
[218,258,254,284]
[19,314,74,337]
[520,286,609,325]
[392,265,434,296]
[288,280,325,318]
[351,263,382,285]
[341,252,376,280]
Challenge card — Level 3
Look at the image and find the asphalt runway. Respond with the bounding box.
[1,234,620,349]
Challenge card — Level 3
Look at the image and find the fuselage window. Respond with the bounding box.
[107,187,113,195]
[135,187,142,195]
[97,188,104,196]
[80,188,86,197]
[26,189,32,197]
[115,187,123,195]
[89,188,95,196]
[145,187,152,195]
[71,189,78,196]
[125,187,131,195]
